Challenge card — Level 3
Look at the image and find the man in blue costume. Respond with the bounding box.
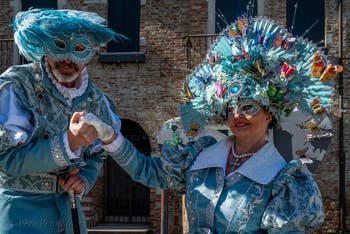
[0,9,123,233]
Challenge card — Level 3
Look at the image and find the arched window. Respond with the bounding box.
[105,119,150,224]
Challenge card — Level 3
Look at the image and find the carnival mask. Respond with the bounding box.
[228,99,262,117]
[44,32,94,65]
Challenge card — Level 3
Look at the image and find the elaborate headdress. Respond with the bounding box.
[180,15,342,135]
[176,15,343,172]
[13,8,121,64]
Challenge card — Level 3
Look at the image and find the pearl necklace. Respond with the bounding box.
[229,145,254,172]
[231,145,254,159]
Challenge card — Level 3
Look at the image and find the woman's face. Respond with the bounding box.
[227,100,272,142]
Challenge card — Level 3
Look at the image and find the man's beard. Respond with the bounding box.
[51,63,80,83]
[51,68,79,83]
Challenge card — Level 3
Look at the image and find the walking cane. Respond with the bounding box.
[68,190,81,234]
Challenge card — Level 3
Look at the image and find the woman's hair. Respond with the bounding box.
[262,107,278,129]
[268,114,278,129]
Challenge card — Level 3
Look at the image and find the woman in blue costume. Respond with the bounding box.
[79,16,341,233]
[0,9,123,234]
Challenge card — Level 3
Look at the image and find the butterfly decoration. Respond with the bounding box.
[311,52,343,82]
[187,122,200,137]
[311,52,326,77]
[310,96,326,115]
[164,131,184,149]
[225,29,241,39]
[242,57,266,78]
[319,64,343,83]
[178,83,194,103]
[297,118,320,131]
[280,62,296,79]
[281,37,296,50]
[207,51,221,65]
[236,14,248,33]
[253,30,275,49]
[216,81,225,98]
[296,118,332,141]
[225,14,249,40]
[273,33,283,48]
[232,48,249,60]
[255,57,266,77]
[306,128,333,142]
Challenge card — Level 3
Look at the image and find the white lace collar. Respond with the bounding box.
[45,61,89,105]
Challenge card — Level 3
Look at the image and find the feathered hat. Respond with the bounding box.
[180,15,342,137]
[12,8,122,64]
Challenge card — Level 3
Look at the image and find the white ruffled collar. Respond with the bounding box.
[191,136,287,184]
[45,61,89,104]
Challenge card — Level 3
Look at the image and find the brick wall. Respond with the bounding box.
[0,1,13,38]
[319,0,350,232]
[264,0,286,25]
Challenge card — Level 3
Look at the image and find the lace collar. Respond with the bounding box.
[45,60,89,104]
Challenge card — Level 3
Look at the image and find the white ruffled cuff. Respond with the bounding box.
[102,134,125,153]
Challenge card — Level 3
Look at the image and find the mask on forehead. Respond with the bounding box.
[44,32,94,65]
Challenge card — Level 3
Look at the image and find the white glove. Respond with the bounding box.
[80,113,115,142]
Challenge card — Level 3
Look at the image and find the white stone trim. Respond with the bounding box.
[10,0,21,12]
[207,0,216,34]
[58,0,67,9]
[257,0,265,16]
[83,0,107,3]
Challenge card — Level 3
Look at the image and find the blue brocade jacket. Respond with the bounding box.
[110,135,324,234]
[0,63,119,234]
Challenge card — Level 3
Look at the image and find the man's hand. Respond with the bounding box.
[59,167,86,194]
[68,112,99,151]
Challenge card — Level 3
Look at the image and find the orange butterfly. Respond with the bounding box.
[187,122,200,137]
[319,64,343,83]
[311,52,326,78]
[311,52,343,82]
[178,83,194,103]
[310,96,326,115]
[297,118,320,131]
